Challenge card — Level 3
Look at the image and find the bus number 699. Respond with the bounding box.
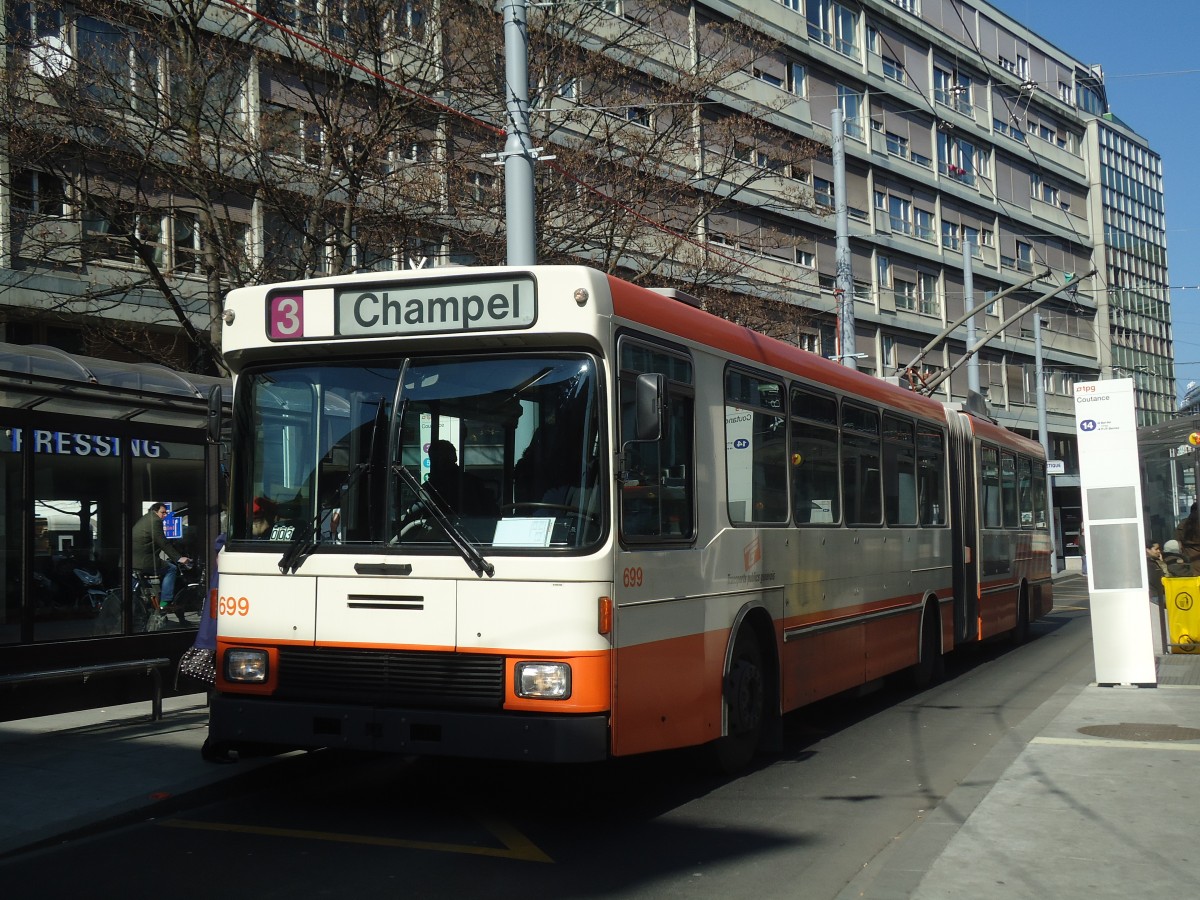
[622,567,643,588]
[219,595,251,616]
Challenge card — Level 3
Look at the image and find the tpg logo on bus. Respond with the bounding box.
[334,276,537,338]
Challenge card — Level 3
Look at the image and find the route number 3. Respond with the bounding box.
[269,294,304,339]
[622,567,643,587]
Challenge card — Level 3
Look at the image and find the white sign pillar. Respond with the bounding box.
[1073,379,1157,685]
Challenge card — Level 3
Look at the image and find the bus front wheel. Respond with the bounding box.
[709,627,765,774]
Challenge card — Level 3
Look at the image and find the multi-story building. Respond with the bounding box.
[1086,113,1174,426]
[0,0,1173,561]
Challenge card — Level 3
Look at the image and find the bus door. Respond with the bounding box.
[946,412,978,644]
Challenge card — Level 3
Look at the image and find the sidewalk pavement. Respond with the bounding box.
[3,577,1199,900]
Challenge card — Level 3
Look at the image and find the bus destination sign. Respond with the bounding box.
[331,276,538,339]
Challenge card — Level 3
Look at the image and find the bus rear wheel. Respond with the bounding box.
[910,602,944,689]
[709,627,765,774]
[1010,586,1031,646]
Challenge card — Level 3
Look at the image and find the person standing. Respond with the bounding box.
[1174,502,1200,575]
[1146,542,1168,603]
[132,502,189,608]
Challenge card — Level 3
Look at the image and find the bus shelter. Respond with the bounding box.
[1137,413,1200,545]
[0,342,229,717]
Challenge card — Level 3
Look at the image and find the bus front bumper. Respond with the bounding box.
[208,694,610,763]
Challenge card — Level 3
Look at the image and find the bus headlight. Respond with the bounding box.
[515,662,571,699]
[225,649,269,683]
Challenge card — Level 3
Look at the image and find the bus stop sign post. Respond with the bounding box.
[1074,378,1157,686]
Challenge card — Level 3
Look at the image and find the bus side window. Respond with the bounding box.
[618,337,695,541]
[1000,450,1018,528]
[1017,456,1034,527]
[917,426,946,526]
[790,386,840,526]
[725,368,787,526]
[883,415,916,526]
[842,403,882,526]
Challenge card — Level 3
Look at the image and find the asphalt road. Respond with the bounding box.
[1,583,1094,899]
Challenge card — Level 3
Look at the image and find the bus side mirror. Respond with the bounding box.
[206,384,223,445]
[634,373,666,442]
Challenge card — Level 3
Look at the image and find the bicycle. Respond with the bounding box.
[132,570,164,632]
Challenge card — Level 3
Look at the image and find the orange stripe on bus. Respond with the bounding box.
[611,628,730,757]
[782,591,931,630]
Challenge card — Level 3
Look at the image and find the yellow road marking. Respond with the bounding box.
[161,811,553,863]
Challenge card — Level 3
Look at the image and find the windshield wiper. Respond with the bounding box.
[279,397,386,575]
[278,516,317,575]
[393,463,495,578]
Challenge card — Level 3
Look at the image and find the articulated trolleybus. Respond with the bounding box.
[210,265,1052,767]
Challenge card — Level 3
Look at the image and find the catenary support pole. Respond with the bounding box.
[964,243,979,395]
[502,0,537,265]
[1034,312,1057,569]
[832,109,856,369]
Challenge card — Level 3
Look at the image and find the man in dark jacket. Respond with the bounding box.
[132,503,190,606]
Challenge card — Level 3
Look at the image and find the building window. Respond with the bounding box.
[813,176,834,208]
[1017,241,1033,267]
[465,170,496,203]
[82,200,162,265]
[895,278,916,311]
[888,196,912,235]
[882,56,905,84]
[625,106,652,128]
[942,221,958,251]
[917,272,939,316]
[938,133,985,185]
[11,170,68,218]
[809,1,860,60]
[263,104,324,164]
[1032,174,1060,206]
[876,254,891,288]
[885,132,909,159]
[171,210,202,274]
[788,62,807,97]
[837,85,864,139]
[556,76,578,101]
[914,208,934,242]
[962,225,982,256]
[753,67,784,89]
[934,67,973,115]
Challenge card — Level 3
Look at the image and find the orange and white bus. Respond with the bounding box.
[209,265,1053,767]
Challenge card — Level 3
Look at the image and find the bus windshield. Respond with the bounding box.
[231,354,604,555]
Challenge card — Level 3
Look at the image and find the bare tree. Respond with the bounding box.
[0,0,827,372]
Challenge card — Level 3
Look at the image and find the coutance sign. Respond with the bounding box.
[1046,460,1065,475]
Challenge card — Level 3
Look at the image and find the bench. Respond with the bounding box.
[0,658,173,720]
